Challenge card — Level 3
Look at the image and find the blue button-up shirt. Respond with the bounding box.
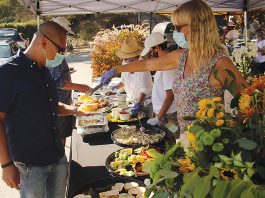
[0,51,64,166]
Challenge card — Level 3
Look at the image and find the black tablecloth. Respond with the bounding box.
[67,122,129,197]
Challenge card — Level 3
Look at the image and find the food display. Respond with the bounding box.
[78,95,113,113]
[76,115,107,127]
[72,178,145,198]
[76,115,108,135]
[99,182,145,198]
[111,126,165,146]
[106,110,144,123]
[106,147,152,177]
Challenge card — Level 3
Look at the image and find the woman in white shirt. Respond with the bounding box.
[255,29,265,74]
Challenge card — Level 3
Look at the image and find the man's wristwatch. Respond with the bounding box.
[1,161,14,169]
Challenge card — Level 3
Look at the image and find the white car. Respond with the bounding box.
[0,42,15,62]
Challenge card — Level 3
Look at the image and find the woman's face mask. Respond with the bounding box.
[43,40,64,68]
[173,31,189,49]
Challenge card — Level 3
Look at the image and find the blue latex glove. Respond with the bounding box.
[100,68,117,85]
[132,103,141,117]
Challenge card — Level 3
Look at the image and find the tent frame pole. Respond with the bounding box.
[243,0,248,44]
[37,0,40,29]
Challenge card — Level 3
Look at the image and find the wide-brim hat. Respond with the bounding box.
[115,37,144,59]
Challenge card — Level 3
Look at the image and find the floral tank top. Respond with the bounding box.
[173,49,228,134]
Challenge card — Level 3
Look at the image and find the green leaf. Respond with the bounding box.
[213,69,219,81]
[225,69,236,80]
[227,179,247,198]
[236,138,258,150]
[247,168,256,178]
[183,116,196,121]
[193,177,211,198]
[234,160,245,167]
[189,125,204,133]
[181,168,201,196]
[159,169,179,179]
[240,188,255,198]
[219,155,233,165]
[254,189,265,198]
[213,180,231,198]
[245,162,255,168]
[229,80,236,95]
[153,192,170,198]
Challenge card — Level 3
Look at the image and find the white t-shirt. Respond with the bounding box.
[152,70,177,114]
[256,40,265,63]
[121,71,153,102]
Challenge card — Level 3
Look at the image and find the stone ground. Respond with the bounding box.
[0,48,91,198]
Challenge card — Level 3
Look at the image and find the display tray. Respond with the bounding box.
[106,111,145,125]
[105,147,152,178]
[111,125,166,148]
[72,177,145,198]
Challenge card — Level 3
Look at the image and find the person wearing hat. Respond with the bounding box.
[50,16,92,144]
[113,37,153,117]
[141,32,178,130]
[224,21,239,48]
[0,21,87,197]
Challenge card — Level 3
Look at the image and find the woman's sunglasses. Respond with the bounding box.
[174,24,188,32]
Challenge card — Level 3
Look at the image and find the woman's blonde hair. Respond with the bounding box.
[171,0,227,69]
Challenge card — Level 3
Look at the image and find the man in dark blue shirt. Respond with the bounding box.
[0,21,85,198]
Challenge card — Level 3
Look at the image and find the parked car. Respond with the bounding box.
[0,41,16,62]
[0,28,19,42]
[152,22,178,51]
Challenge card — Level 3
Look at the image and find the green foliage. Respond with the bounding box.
[0,20,37,40]
[78,21,100,40]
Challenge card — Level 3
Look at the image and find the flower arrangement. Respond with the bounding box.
[143,77,265,197]
[91,24,149,77]
[232,42,258,77]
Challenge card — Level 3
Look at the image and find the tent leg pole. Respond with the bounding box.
[244,11,247,45]
[37,15,40,29]
[149,12,153,33]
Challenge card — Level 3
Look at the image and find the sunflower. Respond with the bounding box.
[187,132,196,148]
[239,94,252,112]
[198,98,216,110]
[212,97,222,102]
[216,112,224,119]
[216,119,224,127]
[207,108,215,118]
[220,168,238,180]
[178,157,195,173]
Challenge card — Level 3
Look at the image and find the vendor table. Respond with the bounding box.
[68,122,134,197]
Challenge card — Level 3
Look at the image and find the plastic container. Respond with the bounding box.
[76,114,109,135]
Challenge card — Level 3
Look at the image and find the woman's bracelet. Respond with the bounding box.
[73,107,78,116]
[1,161,14,169]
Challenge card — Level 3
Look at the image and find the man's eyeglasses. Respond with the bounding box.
[174,24,188,32]
[42,33,66,55]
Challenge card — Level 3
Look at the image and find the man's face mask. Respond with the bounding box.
[43,40,64,68]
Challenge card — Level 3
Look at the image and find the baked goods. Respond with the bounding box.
[78,95,112,113]
[99,182,145,198]
[99,189,119,198]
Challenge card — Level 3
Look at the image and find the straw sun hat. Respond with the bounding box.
[115,37,144,59]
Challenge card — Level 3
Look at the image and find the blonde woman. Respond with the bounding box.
[101,0,246,134]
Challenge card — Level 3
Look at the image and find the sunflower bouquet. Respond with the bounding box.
[143,93,265,198]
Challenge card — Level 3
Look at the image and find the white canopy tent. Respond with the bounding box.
[17,0,265,43]
[16,0,265,16]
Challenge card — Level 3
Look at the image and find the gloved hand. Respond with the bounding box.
[100,68,117,85]
[131,103,141,117]
[110,85,118,91]
[147,116,161,126]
